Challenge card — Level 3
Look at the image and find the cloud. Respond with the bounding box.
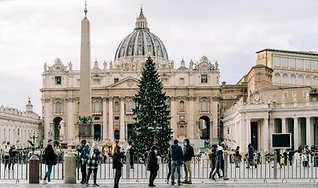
[0,0,318,113]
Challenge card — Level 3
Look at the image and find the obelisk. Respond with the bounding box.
[78,0,92,139]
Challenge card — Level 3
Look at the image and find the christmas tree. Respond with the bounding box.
[131,57,172,156]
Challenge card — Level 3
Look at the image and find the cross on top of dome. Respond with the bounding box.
[135,7,148,30]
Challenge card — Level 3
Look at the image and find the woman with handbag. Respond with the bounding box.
[85,142,102,186]
[112,140,125,188]
[147,145,159,187]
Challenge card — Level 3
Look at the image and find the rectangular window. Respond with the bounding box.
[114,116,119,120]
[282,57,288,68]
[290,58,296,69]
[93,79,100,84]
[304,59,311,70]
[273,56,281,67]
[292,91,296,98]
[114,78,119,83]
[201,74,208,83]
[273,92,278,99]
[311,60,318,70]
[296,59,304,69]
[94,117,100,120]
[303,90,308,97]
[284,91,288,98]
[179,78,185,84]
[55,76,61,85]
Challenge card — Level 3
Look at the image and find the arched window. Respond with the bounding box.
[297,75,304,85]
[201,100,208,112]
[274,73,281,84]
[305,75,311,86]
[94,102,101,113]
[290,74,296,85]
[282,73,288,84]
[55,102,61,113]
[180,101,184,111]
[127,100,133,112]
[114,101,119,113]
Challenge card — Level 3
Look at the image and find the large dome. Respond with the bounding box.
[114,8,169,61]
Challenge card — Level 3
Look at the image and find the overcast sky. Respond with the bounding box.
[0,0,318,114]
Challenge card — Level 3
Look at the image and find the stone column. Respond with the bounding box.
[67,98,74,143]
[109,98,114,140]
[120,98,125,141]
[44,98,51,142]
[102,98,107,140]
[28,155,39,183]
[282,118,286,133]
[294,117,299,150]
[246,119,251,149]
[306,117,312,147]
[263,118,269,152]
[64,152,76,184]
[188,97,194,139]
[170,97,177,138]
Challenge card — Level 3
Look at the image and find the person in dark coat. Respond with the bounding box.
[182,139,194,184]
[8,145,17,170]
[43,139,56,184]
[170,139,183,186]
[79,139,89,184]
[246,143,257,169]
[288,150,294,166]
[85,142,102,186]
[209,145,217,179]
[166,148,172,184]
[128,144,135,169]
[147,145,159,187]
[211,146,223,180]
[112,140,125,188]
[234,146,241,168]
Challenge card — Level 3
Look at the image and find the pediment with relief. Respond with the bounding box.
[107,76,139,89]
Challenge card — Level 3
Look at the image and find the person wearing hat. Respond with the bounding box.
[79,139,89,184]
[43,139,56,184]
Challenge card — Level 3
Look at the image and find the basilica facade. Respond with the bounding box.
[41,8,221,145]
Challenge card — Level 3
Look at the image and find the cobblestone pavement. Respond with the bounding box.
[0,181,317,188]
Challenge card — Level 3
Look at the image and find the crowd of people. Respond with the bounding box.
[2,139,318,187]
[228,144,315,168]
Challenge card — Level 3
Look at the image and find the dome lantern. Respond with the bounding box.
[135,7,148,30]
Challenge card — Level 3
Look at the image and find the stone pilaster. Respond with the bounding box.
[108,98,114,140]
[44,98,51,140]
[170,97,177,138]
[188,96,195,139]
[102,97,107,140]
[120,98,125,141]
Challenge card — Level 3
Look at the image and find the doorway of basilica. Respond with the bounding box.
[53,117,63,141]
[199,116,210,140]
[251,122,258,150]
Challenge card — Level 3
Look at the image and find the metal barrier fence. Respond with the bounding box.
[0,154,64,181]
[76,153,318,182]
[2,152,318,182]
